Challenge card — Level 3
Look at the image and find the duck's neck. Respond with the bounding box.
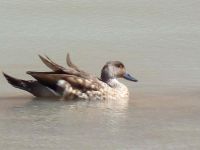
[104,78,122,88]
[101,66,122,88]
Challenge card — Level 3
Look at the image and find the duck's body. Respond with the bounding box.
[66,79,129,100]
[3,54,137,100]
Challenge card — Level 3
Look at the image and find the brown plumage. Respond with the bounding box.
[27,71,101,91]
[39,54,96,80]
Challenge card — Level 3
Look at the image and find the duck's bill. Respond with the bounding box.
[123,73,138,82]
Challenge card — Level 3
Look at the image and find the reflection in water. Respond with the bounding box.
[1,90,200,149]
[8,97,130,133]
[34,98,127,130]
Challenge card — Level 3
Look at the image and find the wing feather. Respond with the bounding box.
[27,71,102,91]
[38,55,66,72]
[66,53,80,71]
[39,54,99,81]
[66,53,94,78]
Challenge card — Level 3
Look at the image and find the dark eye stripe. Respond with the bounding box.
[116,64,120,68]
[116,64,123,68]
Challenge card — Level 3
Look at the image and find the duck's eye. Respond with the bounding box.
[117,64,123,68]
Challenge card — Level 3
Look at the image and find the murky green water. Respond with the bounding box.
[0,0,200,149]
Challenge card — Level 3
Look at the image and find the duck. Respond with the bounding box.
[3,53,138,100]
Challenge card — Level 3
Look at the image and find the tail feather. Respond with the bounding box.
[3,72,59,97]
[3,73,31,91]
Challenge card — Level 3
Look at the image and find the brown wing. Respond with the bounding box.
[66,53,101,81]
[66,53,81,72]
[38,54,97,80]
[27,71,102,91]
[39,55,66,72]
[66,53,91,76]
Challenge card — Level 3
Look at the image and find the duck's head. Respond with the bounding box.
[101,61,138,83]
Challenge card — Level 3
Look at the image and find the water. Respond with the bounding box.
[0,0,200,149]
